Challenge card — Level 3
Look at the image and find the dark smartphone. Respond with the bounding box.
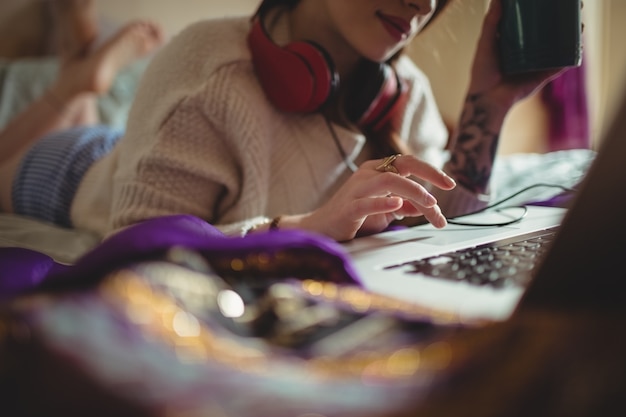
[499,0,583,74]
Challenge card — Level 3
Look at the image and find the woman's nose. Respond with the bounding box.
[403,0,435,15]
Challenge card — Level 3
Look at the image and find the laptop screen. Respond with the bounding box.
[517,84,626,314]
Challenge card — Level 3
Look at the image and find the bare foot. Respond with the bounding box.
[50,20,164,102]
[50,0,99,58]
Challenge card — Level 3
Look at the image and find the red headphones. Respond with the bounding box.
[247,15,407,131]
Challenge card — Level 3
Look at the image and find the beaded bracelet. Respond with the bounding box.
[244,216,282,236]
[269,216,282,231]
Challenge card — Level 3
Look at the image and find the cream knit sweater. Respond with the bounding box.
[69,14,484,238]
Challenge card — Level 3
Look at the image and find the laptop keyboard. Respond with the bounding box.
[384,227,559,289]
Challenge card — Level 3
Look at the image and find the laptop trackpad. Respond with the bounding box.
[343,206,566,256]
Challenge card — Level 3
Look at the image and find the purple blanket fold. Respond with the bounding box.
[0,215,361,300]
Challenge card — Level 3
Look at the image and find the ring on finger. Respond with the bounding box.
[375,154,401,174]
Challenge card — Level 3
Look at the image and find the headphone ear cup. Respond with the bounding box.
[284,41,339,112]
[347,62,406,132]
[248,18,338,113]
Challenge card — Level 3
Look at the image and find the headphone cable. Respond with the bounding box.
[325,116,359,173]
[446,183,577,226]
[322,125,576,228]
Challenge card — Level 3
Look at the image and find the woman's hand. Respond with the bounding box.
[469,0,567,107]
[288,154,456,241]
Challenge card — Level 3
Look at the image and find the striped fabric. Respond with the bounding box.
[12,125,122,227]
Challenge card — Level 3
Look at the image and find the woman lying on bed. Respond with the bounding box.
[0,0,563,243]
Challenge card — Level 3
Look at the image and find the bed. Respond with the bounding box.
[0,148,621,417]
[0,37,605,416]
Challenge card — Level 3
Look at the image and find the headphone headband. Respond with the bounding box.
[247,16,338,113]
[247,11,407,130]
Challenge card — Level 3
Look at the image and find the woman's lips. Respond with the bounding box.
[376,11,411,41]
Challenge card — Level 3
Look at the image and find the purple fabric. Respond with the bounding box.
[0,215,362,300]
[528,192,576,209]
[541,59,590,151]
[0,247,70,295]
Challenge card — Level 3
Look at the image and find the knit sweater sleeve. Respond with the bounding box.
[114,68,280,232]
[110,95,233,228]
[105,16,276,235]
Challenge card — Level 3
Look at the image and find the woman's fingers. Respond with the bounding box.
[358,155,453,228]
[401,162,456,190]
[354,155,455,212]
[309,154,455,240]
[417,203,447,228]
[399,198,425,217]
[483,0,503,37]
[345,194,444,230]
[354,194,447,230]
[351,195,404,218]
[365,154,456,191]
[363,172,438,207]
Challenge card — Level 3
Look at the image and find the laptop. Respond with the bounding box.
[342,83,626,323]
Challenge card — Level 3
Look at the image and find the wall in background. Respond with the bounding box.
[409,0,626,151]
[0,0,259,57]
[409,0,484,131]
[94,0,258,38]
[408,0,551,154]
[0,1,49,57]
[584,0,626,146]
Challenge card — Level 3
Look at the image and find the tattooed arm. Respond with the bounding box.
[445,93,504,195]
[427,92,507,218]
[431,0,566,217]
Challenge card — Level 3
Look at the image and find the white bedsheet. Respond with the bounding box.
[0,214,99,264]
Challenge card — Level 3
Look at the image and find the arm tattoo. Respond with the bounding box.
[447,93,500,194]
